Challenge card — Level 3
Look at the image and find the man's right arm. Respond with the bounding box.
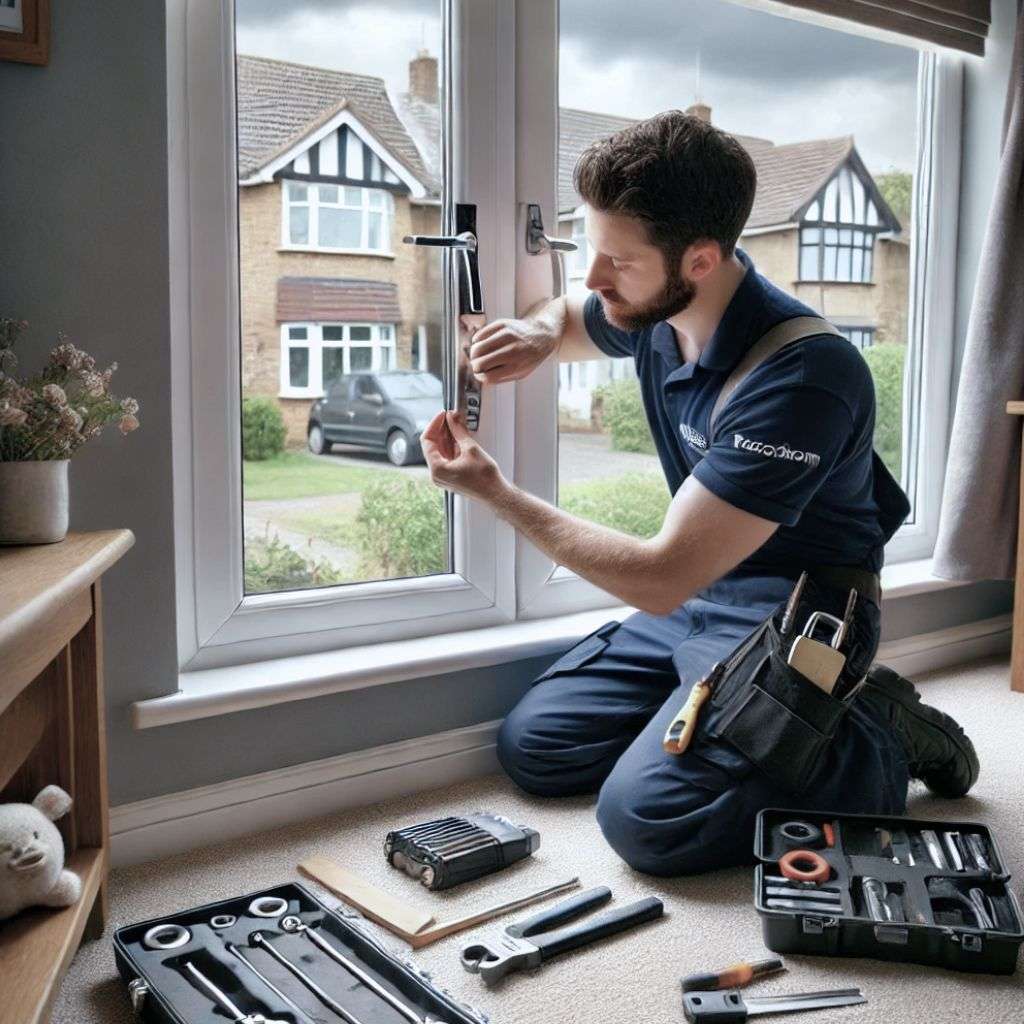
[468,295,607,385]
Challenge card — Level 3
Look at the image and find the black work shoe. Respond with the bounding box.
[859,663,979,798]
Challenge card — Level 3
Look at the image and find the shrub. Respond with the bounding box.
[355,477,446,578]
[561,472,669,539]
[242,396,286,461]
[862,343,905,479]
[593,379,656,454]
[244,532,345,593]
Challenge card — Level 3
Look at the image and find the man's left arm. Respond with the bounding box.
[420,411,777,615]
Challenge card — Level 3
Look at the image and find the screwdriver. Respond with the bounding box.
[682,957,785,993]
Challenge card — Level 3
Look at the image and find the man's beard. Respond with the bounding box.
[601,272,696,332]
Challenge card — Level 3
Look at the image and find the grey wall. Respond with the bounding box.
[0,0,1015,807]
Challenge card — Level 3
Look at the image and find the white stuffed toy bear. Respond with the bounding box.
[0,785,82,921]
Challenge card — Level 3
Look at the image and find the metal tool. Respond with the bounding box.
[765,898,843,914]
[183,961,288,1024]
[403,204,485,431]
[764,875,839,890]
[835,588,858,649]
[965,833,992,872]
[862,877,893,922]
[682,957,784,993]
[280,916,449,1024]
[944,831,966,872]
[248,896,289,918]
[385,812,539,890]
[787,610,847,693]
[766,886,843,901]
[927,877,989,929]
[251,932,368,1024]
[682,987,867,1022]
[226,943,310,1023]
[142,923,191,950]
[968,888,996,930]
[460,886,664,985]
[920,830,949,870]
[891,829,915,866]
[210,914,237,930]
[779,572,808,638]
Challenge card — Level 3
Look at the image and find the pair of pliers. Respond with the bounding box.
[460,887,664,984]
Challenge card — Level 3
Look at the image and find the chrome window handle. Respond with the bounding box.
[526,203,578,299]
[402,204,484,429]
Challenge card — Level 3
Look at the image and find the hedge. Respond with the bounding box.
[862,343,905,480]
[355,477,447,578]
[593,379,656,454]
[244,532,345,593]
[242,396,287,461]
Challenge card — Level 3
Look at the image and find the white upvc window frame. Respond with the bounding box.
[281,180,395,255]
[513,4,963,619]
[279,322,397,399]
[168,0,517,672]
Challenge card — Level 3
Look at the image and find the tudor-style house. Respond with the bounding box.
[236,53,443,444]
[557,103,907,419]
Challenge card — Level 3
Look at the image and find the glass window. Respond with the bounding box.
[288,326,308,341]
[323,326,344,342]
[289,347,309,388]
[350,347,373,371]
[322,347,345,388]
[350,326,372,341]
[800,244,819,280]
[320,206,362,248]
[289,205,309,245]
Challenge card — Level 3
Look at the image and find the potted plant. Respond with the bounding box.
[0,318,140,545]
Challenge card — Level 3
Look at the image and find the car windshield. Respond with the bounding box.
[383,373,443,400]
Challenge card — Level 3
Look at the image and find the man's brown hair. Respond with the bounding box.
[573,110,757,273]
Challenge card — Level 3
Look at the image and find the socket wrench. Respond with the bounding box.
[183,961,288,1024]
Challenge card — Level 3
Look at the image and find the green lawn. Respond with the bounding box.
[272,506,361,549]
[243,452,381,500]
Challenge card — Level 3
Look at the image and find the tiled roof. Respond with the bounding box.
[236,54,436,191]
[557,107,851,230]
[276,278,402,324]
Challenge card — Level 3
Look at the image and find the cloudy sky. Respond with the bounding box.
[236,0,920,174]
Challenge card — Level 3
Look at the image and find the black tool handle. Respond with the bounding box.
[533,896,664,961]
[511,886,612,938]
[683,990,750,1023]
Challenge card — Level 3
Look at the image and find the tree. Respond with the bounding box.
[876,169,912,233]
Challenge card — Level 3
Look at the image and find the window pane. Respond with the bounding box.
[319,206,362,248]
[368,190,385,210]
[801,227,820,244]
[344,186,363,206]
[380,346,394,370]
[800,245,819,280]
[289,347,309,388]
[852,246,864,281]
[824,246,838,279]
[288,326,307,340]
[350,326,372,341]
[322,325,344,342]
[318,184,339,204]
[287,181,308,201]
[322,347,345,388]
[350,346,372,371]
[289,205,309,244]
[367,211,384,249]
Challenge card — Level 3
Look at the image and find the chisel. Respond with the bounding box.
[683,988,866,1023]
[681,958,784,993]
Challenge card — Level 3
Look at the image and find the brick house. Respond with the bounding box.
[557,103,908,418]
[236,53,443,444]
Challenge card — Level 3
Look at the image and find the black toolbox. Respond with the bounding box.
[113,881,487,1023]
[754,809,1024,974]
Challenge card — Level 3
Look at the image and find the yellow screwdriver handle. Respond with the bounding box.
[662,680,712,755]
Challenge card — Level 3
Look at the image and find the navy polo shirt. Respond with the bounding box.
[583,248,909,575]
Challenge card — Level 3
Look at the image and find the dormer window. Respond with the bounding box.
[799,165,883,284]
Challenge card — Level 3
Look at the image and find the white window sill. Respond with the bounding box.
[277,246,396,259]
[132,557,961,730]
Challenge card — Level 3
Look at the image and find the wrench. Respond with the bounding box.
[281,916,452,1024]
[183,961,288,1024]
[251,932,369,1024]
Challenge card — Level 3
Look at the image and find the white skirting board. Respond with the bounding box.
[110,614,1011,867]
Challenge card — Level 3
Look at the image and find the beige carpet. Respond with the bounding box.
[54,656,1023,1023]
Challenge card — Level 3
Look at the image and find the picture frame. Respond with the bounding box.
[0,0,49,66]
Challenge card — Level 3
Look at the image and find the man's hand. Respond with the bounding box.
[421,411,508,503]
[469,314,560,384]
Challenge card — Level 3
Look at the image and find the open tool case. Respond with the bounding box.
[754,809,1024,974]
[114,882,486,1024]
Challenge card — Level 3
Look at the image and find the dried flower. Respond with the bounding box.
[118,414,140,435]
[42,383,68,407]
[0,400,27,427]
[60,407,83,432]
[83,371,106,397]
[51,341,85,370]
[120,396,139,416]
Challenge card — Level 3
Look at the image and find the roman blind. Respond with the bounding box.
[737,1,991,56]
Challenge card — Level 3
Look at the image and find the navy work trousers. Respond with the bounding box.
[497,573,910,876]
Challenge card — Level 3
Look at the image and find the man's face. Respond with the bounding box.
[584,208,696,331]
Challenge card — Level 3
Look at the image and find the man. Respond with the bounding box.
[421,111,978,876]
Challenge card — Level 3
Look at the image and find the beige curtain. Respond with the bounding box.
[745,1,992,55]
[934,5,1024,580]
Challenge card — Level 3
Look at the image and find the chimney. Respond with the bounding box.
[409,50,438,105]
[686,101,712,124]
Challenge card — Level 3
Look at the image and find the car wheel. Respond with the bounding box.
[308,423,328,455]
[386,429,414,466]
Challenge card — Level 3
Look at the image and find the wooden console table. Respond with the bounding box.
[0,529,134,1024]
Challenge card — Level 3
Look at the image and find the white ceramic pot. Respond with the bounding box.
[0,460,70,545]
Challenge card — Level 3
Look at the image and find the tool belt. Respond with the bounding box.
[704,572,880,794]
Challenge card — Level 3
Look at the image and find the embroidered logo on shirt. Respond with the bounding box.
[733,432,821,468]
[679,422,708,451]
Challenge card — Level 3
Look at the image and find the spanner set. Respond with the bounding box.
[114,884,488,1024]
